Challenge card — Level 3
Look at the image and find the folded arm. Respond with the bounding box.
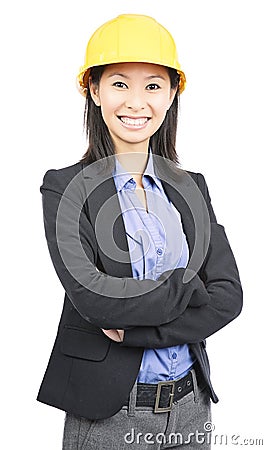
[119,222,243,347]
[40,169,211,329]
[108,172,243,346]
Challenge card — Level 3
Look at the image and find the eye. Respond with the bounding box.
[112,81,128,89]
[146,83,161,90]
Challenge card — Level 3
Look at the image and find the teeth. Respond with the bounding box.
[120,117,148,126]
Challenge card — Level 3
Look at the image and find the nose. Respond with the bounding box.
[124,88,146,111]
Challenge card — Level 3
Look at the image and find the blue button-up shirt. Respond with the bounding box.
[112,149,195,383]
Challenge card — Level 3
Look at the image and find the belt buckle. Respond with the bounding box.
[154,380,175,413]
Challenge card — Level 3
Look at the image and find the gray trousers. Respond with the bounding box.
[62,368,212,449]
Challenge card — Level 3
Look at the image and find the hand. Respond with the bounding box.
[101,328,125,342]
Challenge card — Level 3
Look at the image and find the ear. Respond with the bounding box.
[88,78,101,106]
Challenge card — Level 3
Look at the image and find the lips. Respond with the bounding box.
[118,116,150,126]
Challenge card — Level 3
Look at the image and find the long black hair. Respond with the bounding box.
[79,65,181,167]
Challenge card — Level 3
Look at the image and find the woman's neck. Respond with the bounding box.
[114,145,149,186]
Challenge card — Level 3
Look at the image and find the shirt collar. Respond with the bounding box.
[112,147,163,192]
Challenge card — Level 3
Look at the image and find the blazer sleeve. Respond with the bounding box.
[40,169,213,329]
[119,173,243,347]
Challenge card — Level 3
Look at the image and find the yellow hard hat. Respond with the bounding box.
[77,14,186,96]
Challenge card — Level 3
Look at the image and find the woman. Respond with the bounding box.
[37,14,243,449]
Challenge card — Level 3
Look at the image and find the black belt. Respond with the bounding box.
[124,363,206,413]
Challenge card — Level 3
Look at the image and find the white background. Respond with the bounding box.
[1,0,266,448]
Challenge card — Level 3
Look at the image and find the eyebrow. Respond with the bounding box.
[107,73,167,80]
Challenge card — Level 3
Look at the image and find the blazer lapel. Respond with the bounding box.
[82,160,133,277]
[153,157,196,259]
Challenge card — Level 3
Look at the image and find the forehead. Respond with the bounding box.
[102,62,169,78]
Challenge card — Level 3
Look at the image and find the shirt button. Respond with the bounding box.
[156,248,163,255]
[172,352,177,359]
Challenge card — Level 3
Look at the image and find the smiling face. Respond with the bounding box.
[89,62,177,154]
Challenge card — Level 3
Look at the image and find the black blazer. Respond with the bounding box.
[37,155,243,420]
